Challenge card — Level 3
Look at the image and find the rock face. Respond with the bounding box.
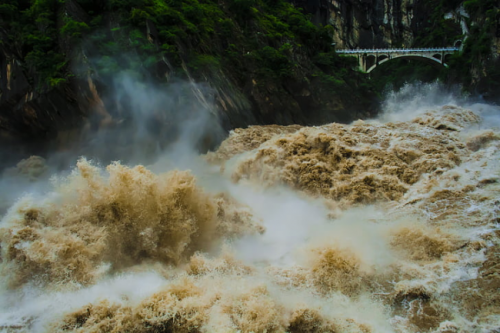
[294,0,500,101]
[295,0,498,50]
[289,0,331,25]
[0,44,367,165]
[0,49,85,166]
[291,0,434,48]
[0,56,93,141]
[0,0,376,165]
[0,0,498,163]
[328,0,421,48]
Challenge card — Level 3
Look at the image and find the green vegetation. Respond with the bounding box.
[414,0,462,47]
[0,0,67,89]
[0,0,358,97]
[6,0,497,114]
[371,0,499,96]
[369,60,446,93]
[451,0,499,89]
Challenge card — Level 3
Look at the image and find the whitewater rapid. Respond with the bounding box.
[0,86,499,332]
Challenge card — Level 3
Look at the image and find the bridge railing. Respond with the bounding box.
[335,47,459,54]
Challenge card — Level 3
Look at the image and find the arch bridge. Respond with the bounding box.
[335,47,459,73]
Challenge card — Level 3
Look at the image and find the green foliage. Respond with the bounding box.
[48,77,68,87]
[313,51,342,69]
[463,0,497,15]
[71,0,346,84]
[448,0,498,88]
[392,0,499,93]
[253,44,294,78]
[130,8,151,24]
[415,0,462,47]
[0,4,17,16]
[61,19,90,39]
[0,0,66,89]
[227,0,257,20]
[187,54,220,71]
[370,59,447,92]
[441,0,463,10]
[109,0,147,11]
[314,71,345,89]
[0,0,364,99]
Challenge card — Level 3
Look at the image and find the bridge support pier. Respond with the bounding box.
[336,47,458,73]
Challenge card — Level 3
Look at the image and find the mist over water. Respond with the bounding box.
[0,75,222,215]
[0,82,499,332]
[66,74,224,167]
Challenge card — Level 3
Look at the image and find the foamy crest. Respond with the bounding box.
[1,92,499,332]
[0,159,262,289]
[378,82,466,123]
[214,105,476,209]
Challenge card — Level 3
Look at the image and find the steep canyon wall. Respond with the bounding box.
[0,0,375,164]
[0,0,498,161]
[291,0,457,48]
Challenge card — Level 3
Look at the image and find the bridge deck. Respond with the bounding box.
[335,47,459,54]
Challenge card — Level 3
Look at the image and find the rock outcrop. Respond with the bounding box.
[328,0,421,48]
[292,0,451,48]
[0,0,375,165]
[294,0,499,101]
[1,0,498,165]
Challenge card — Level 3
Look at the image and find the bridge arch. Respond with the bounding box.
[365,54,446,73]
[365,54,376,70]
[335,47,459,73]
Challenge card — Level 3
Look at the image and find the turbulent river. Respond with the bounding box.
[0,84,499,332]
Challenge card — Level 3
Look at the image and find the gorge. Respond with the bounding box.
[0,1,499,332]
[0,0,499,165]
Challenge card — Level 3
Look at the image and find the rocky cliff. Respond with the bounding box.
[329,0,424,48]
[291,0,460,48]
[0,0,376,167]
[295,0,498,64]
[293,0,499,97]
[0,0,498,167]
